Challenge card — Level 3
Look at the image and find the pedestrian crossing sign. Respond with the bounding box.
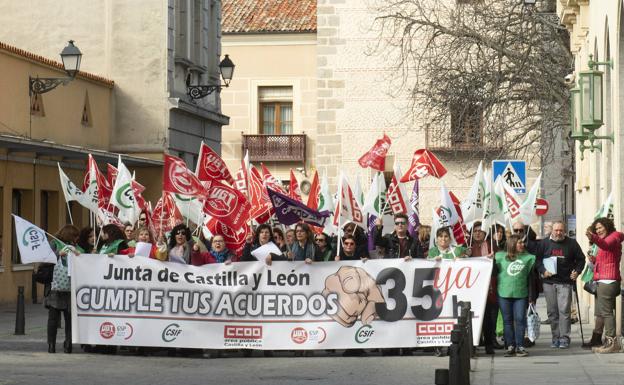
[492,160,526,194]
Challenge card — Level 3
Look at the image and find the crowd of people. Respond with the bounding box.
[41,211,622,358]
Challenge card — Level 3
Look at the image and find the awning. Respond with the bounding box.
[0,134,163,169]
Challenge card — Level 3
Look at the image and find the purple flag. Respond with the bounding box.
[408,180,420,237]
[267,188,330,227]
[367,215,377,252]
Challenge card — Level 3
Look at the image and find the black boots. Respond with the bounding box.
[48,343,56,353]
[583,332,603,349]
[63,340,72,354]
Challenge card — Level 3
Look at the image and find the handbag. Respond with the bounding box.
[33,263,55,284]
[51,256,71,291]
[583,280,598,295]
[527,303,541,342]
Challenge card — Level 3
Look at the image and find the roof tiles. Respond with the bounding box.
[222,0,317,34]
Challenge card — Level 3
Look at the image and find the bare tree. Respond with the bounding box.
[372,0,572,162]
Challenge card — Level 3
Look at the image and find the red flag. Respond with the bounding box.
[234,166,248,196]
[152,192,182,235]
[248,165,272,222]
[307,170,320,210]
[131,180,147,210]
[206,218,249,260]
[449,191,468,244]
[195,142,235,185]
[386,175,409,215]
[358,133,392,171]
[163,154,207,197]
[401,149,447,182]
[83,155,113,209]
[261,164,286,194]
[202,179,251,230]
[107,164,118,187]
[289,169,302,202]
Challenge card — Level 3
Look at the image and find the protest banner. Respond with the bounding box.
[71,255,492,350]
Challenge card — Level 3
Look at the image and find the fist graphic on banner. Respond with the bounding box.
[322,266,384,327]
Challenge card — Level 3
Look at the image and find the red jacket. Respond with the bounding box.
[590,232,624,281]
[191,250,216,266]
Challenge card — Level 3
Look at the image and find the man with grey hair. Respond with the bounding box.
[535,221,585,349]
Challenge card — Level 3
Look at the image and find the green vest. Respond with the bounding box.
[427,245,467,260]
[495,251,535,298]
[99,239,125,255]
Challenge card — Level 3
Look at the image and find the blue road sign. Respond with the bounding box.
[492,160,526,194]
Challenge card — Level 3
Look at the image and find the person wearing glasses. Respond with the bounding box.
[137,210,148,228]
[373,213,422,259]
[511,221,539,255]
[161,224,194,264]
[314,233,334,262]
[335,234,368,261]
[535,221,585,349]
[192,235,233,266]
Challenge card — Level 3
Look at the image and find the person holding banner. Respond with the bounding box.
[241,224,274,262]
[585,217,623,354]
[335,234,368,261]
[164,224,194,264]
[427,227,468,260]
[373,214,420,260]
[46,225,80,354]
[494,234,536,357]
[314,232,334,262]
[192,235,234,266]
[98,224,129,256]
[120,227,160,259]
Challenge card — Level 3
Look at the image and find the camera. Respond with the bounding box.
[564,72,576,85]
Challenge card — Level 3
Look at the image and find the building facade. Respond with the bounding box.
[221,0,569,228]
[0,0,229,166]
[558,0,624,334]
[0,43,162,304]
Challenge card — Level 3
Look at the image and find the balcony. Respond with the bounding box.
[425,125,503,154]
[242,134,306,163]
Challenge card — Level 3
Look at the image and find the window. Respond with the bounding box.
[40,191,59,233]
[81,91,92,127]
[450,103,483,145]
[175,0,202,63]
[11,189,34,265]
[259,87,293,135]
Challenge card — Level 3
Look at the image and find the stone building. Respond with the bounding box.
[222,0,570,228]
[558,0,624,334]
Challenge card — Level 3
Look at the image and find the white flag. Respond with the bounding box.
[519,174,542,225]
[439,184,461,227]
[333,173,366,230]
[12,215,57,264]
[362,172,386,218]
[595,192,614,219]
[172,192,205,225]
[58,164,85,204]
[461,161,485,229]
[482,172,506,232]
[111,156,141,224]
[318,171,336,235]
[501,178,523,224]
[353,175,365,208]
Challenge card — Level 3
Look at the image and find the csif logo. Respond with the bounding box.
[162,323,182,342]
[22,226,45,250]
[355,324,375,344]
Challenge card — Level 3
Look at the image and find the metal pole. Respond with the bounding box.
[15,286,25,335]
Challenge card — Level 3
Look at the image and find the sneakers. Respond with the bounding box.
[550,339,560,348]
[504,346,516,357]
[559,337,570,349]
[515,347,529,357]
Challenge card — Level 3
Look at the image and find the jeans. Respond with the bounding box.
[543,283,572,340]
[498,297,527,348]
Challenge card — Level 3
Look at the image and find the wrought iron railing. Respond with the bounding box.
[425,125,503,153]
[241,134,306,163]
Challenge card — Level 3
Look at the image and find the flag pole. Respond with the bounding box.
[66,202,74,225]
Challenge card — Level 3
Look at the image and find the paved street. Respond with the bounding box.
[1,299,623,385]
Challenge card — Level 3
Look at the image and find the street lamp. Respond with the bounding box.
[569,54,614,158]
[186,55,235,100]
[29,40,82,95]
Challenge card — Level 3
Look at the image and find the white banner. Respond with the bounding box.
[71,255,492,349]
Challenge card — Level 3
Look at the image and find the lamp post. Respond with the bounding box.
[29,40,82,95]
[186,55,235,100]
[569,55,614,158]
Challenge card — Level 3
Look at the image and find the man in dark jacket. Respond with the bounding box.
[373,213,422,259]
[535,221,585,349]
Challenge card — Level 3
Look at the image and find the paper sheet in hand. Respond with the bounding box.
[543,257,557,274]
[251,242,282,260]
[134,242,153,258]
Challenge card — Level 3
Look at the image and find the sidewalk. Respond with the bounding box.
[0,297,623,385]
